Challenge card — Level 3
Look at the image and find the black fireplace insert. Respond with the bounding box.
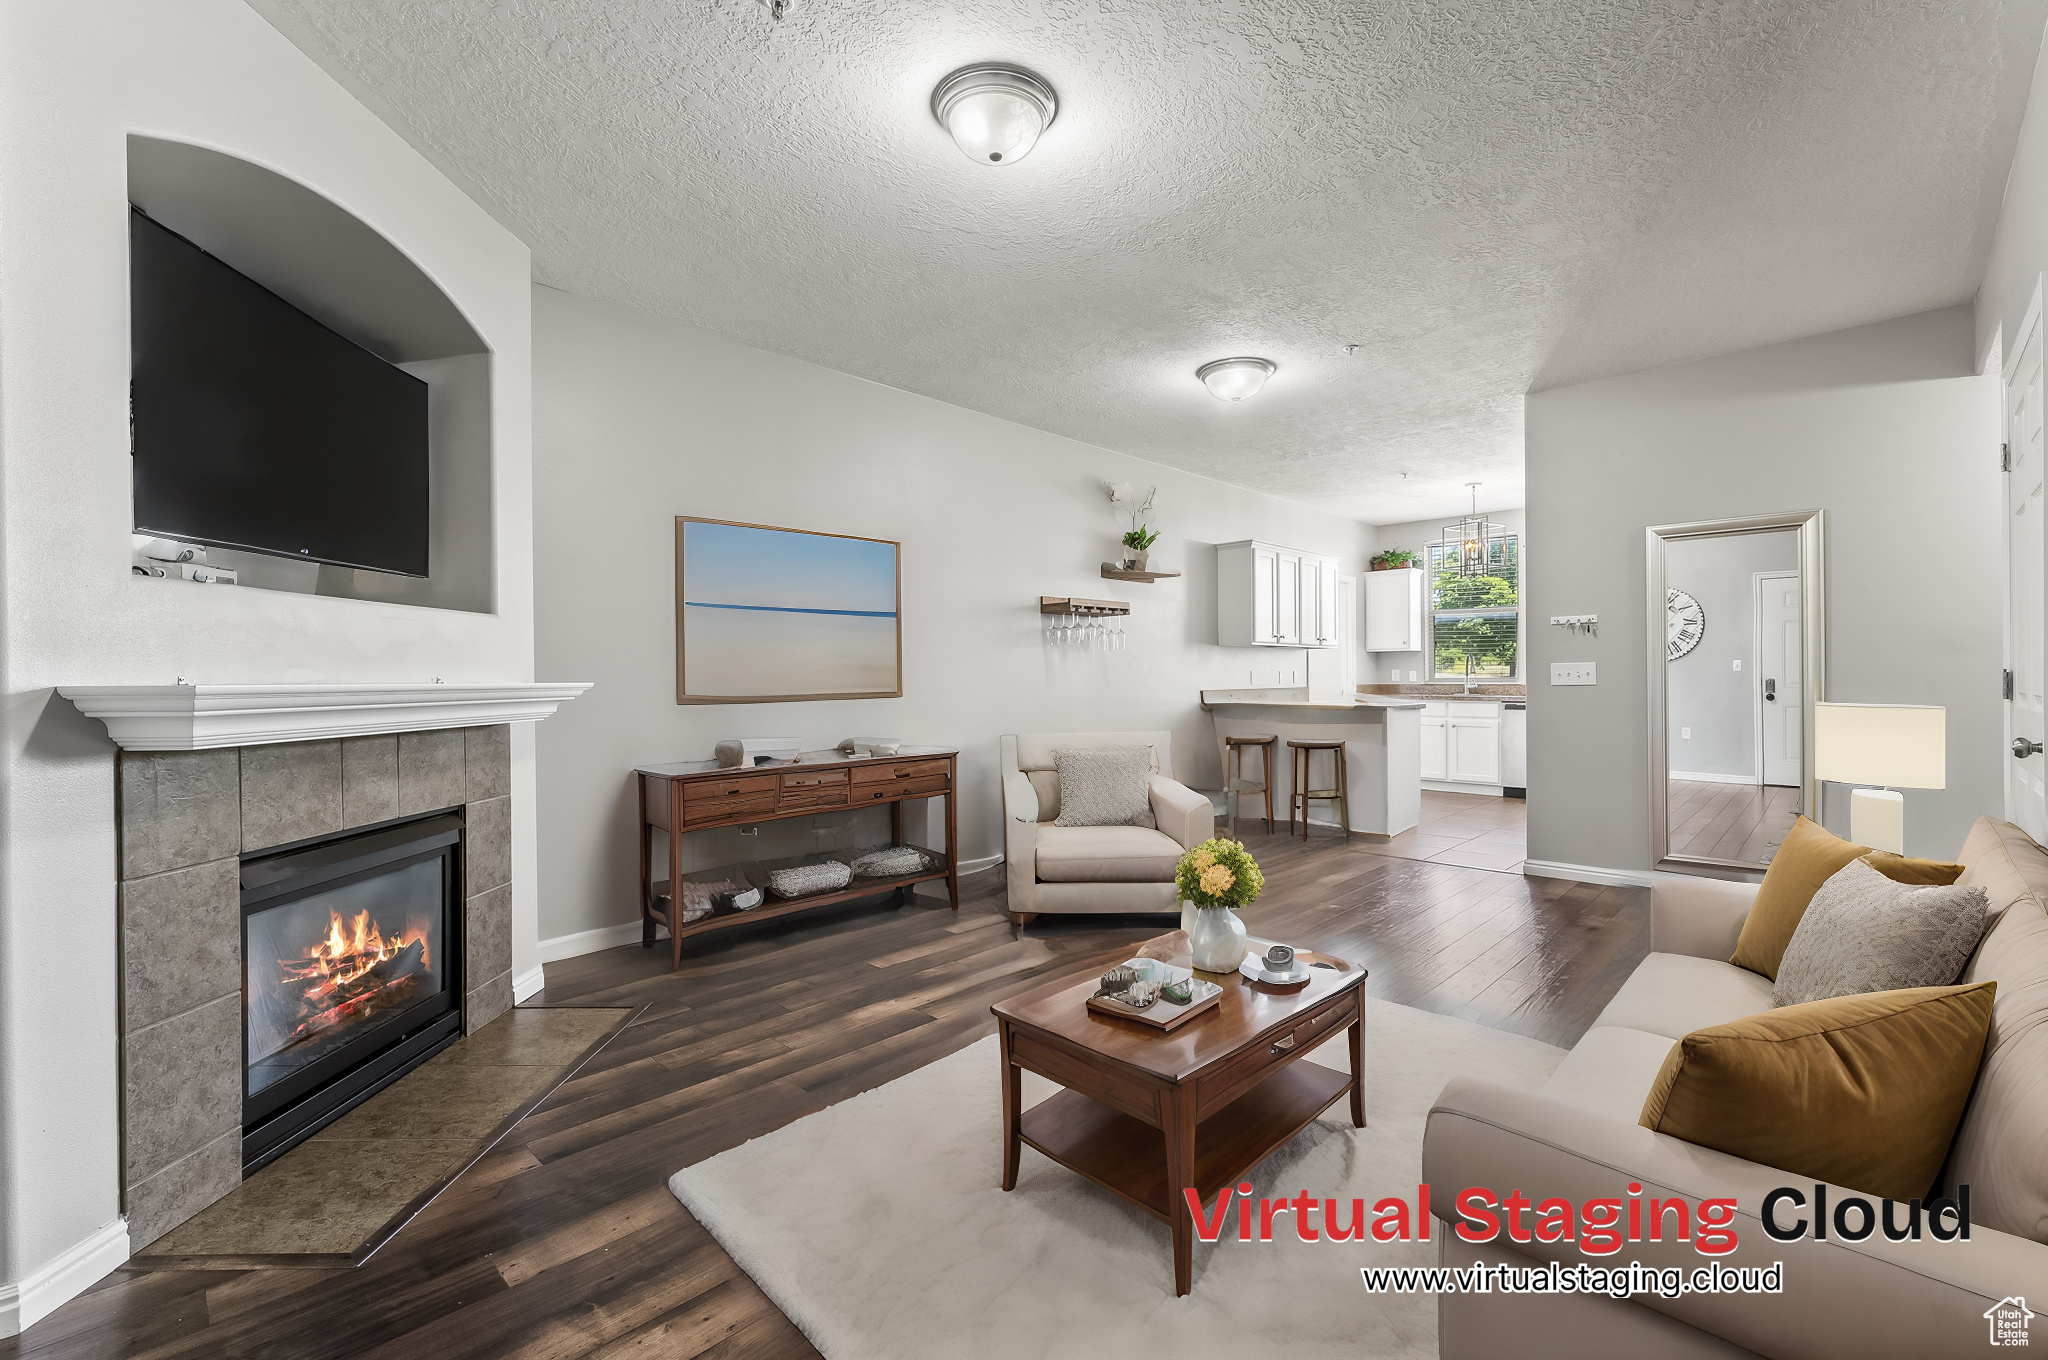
[240,811,464,1172]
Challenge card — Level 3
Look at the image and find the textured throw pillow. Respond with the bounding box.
[1773,859,1989,1007]
[1639,982,1997,1200]
[1052,747,1156,828]
[1730,817,1872,979]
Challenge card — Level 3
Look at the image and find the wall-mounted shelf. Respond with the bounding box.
[1100,564,1181,583]
[1041,596,1130,616]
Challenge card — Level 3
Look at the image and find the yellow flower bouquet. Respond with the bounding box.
[1173,838,1264,909]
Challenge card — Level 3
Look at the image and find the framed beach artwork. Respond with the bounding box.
[675,517,902,703]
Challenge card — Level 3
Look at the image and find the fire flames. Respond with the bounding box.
[274,909,433,1046]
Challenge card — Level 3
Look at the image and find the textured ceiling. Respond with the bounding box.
[253,0,2044,523]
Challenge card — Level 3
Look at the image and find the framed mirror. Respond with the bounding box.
[1647,511,1825,871]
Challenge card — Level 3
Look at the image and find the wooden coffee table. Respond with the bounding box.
[989,936,1366,1295]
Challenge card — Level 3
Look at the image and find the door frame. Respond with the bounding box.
[1648,511,1825,872]
[2003,281,2042,830]
[1753,569,1801,789]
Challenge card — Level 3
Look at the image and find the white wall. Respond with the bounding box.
[1980,14,2048,367]
[1525,305,2002,873]
[1365,510,1526,683]
[531,285,1373,948]
[1664,531,1800,780]
[0,2,533,1330]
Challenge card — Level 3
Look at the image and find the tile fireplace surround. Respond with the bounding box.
[115,727,515,1248]
[59,681,591,1253]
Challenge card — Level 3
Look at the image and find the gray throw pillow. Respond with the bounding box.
[1051,747,1156,828]
[1773,858,1990,1007]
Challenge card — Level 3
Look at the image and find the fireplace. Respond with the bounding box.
[240,812,465,1171]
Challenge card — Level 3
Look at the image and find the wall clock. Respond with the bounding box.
[1667,588,1705,660]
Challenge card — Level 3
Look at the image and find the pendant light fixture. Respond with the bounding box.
[1196,356,1276,403]
[1439,483,1509,577]
[931,63,1057,165]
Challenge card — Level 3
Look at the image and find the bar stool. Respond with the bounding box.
[1287,739,1351,841]
[1223,734,1276,836]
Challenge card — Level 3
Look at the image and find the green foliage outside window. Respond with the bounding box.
[1431,537,1518,678]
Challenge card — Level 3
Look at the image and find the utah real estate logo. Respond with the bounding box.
[1986,1297,2034,1347]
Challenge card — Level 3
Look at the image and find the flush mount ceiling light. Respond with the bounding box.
[1196,356,1276,403]
[931,63,1057,165]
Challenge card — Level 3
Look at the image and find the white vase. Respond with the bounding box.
[1187,905,1249,972]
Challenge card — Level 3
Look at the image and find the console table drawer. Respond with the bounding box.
[778,784,849,812]
[855,774,949,803]
[682,791,778,825]
[684,773,778,803]
[851,758,953,787]
[781,769,850,791]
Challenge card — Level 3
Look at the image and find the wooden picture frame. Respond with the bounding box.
[675,516,903,704]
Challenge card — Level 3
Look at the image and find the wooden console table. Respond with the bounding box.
[636,746,959,969]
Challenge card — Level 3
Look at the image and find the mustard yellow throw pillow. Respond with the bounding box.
[1638,982,1996,1201]
[1729,817,1871,978]
[1859,850,1965,886]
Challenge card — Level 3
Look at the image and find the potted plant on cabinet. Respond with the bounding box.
[1371,548,1419,571]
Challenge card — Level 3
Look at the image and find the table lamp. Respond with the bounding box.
[1812,702,1946,854]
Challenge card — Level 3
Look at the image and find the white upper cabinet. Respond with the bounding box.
[1363,566,1425,652]
[1218,540,1339,648]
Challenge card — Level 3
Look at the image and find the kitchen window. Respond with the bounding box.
[1430,536,1518,679]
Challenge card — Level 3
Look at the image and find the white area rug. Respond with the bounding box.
[669,1000,1564,1359]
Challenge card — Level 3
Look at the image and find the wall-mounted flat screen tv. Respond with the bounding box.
[129,208,429,577]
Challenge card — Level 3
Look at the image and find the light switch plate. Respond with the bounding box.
[1551,662,1597,686]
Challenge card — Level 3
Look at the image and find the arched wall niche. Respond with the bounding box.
[125,135,496,614]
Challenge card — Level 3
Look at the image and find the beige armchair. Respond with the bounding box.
[1000,731,1213,924]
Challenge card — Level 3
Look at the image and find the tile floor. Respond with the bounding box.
[1223,787,1526,872]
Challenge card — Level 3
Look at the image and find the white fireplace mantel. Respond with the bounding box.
[58,682,593,750]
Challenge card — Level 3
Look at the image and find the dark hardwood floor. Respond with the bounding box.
[9,794,1647,1360]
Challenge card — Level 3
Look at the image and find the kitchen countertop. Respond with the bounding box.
[1200,688,1426,711]
[1357,683,1527,698]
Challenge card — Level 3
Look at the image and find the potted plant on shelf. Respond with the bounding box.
[1106,481,1163,569]
[1174,838,1264,971]
[1371,549,1419,572]
[1120,524,1161,571]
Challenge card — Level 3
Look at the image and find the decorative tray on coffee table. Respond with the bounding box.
[1085,958,1223,1030]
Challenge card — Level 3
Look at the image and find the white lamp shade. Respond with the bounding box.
[1813,702,1946,789]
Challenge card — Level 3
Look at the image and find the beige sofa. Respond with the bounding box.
[999,731,1213,924]
[1423,816,2048,1359]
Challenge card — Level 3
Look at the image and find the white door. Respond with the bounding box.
[1755,571,1802,787]
[1448,717,1502,783]
[1275,551,1302,645]
[2008,302,2048,841]
[1253,546,1277,647]
[1420,717,1448,781]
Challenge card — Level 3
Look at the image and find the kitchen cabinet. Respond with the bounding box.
[1364,567,1425,652]
[1420,711,1448,781]
[1218,540,1339,648]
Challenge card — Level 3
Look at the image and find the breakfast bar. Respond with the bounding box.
[1200,689,1424,838]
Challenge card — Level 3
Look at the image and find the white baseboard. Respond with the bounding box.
[1422,779,1506,797]
[537,856,1007,965]
[0,1217,130,1338]
[512,964,547,1003]
[1521,858,1662,888]
[1668,770,1759,786]
[540,920,645,963]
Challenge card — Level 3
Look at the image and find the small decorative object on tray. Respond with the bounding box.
[1087,957,1223,1029]
[1240,941,1312,987]
[714,737,802,768]
[767,861,852,898]
[851,846,933,878]
[835,737,904,757]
